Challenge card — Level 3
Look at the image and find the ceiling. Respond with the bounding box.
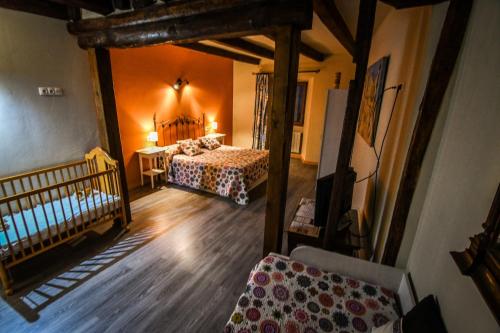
[1,0,395,67]
[200,1,393,67]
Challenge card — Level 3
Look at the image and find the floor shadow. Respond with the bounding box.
[2,225,166,322]
[129,185,166,202]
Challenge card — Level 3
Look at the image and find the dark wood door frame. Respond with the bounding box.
[93,48,132,223]
[381,0,473,265]
[77,0,312,255]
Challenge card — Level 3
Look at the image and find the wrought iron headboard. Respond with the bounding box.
[156,113,205,146]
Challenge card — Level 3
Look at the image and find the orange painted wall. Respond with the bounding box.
[110,44,233,190]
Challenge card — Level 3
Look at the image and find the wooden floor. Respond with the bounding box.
[0,159,317,332]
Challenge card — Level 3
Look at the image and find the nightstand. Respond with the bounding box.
[136,146,169,189]
[200,133,226,144]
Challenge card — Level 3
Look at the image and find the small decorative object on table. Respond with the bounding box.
[287,198,322,252]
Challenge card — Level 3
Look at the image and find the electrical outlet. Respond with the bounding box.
[38,87,64,96]
[38,87,48,96]
[53,87,63,96]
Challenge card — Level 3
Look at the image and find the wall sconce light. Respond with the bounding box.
[147,131,158,145]
[173,78,189,91]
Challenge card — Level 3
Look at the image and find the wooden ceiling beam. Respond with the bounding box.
[0,0,69,20]
[266,34,327,62]
[299,41,327,62]
[176,43,261,65]
[313,0,355,57]
[132,0,156,10]
[381,0,447,9]
[48,0,114,15]
[67,0,313,49]
[214,38,275,60]
[113,0,132,10]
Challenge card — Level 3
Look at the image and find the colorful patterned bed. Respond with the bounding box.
[224,254,401,333]
[168,145,269,205]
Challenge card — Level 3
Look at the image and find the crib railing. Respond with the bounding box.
[0,147,127,295]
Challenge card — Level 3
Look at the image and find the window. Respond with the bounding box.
[293,82,308,126]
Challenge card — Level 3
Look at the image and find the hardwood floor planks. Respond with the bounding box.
[0,159,316,332]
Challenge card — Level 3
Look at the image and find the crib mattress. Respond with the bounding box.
[0,191,120,258]
[225,254,401,333]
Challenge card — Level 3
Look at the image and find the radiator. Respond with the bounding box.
[291,131,302,153]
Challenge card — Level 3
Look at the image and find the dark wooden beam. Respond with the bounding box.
[214,38,274,60]
[299,41,327,62]
[266,34,327,62]
[263,25,301,255]
[67,0,313,49]
[93,48,132,223]
[69,0,311,34]
[132,0,156,10]
[0,0,69,20]
[381,0,447,9]
[382,0,473,266]
[49,0,114,15]
[67,6,82,21]
[313,0,355,58]
[176,43,261,65]
[323,0,377,250]
[113,0,132,10]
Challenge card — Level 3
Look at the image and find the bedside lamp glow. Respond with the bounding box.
[211,121,218,131]
[147,131,158,144]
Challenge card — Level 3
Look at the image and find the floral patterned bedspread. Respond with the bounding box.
[168,145,269,205]
[224,255,401,333]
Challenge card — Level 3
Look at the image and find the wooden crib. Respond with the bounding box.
[0,147,127,295]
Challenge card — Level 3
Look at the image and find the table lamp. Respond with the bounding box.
[147,131,158,145]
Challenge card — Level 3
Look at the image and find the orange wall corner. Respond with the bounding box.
[110,44,233,190]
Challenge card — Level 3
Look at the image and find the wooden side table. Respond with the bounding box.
[136,146,169,189]
[200,133,226,144]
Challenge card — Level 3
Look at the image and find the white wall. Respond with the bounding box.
[349,6,431,259]
[232,62,258,148]
[406,0,500,332]
[0,9,99,177]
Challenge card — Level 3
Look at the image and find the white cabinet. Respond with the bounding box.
[318,89,348,179]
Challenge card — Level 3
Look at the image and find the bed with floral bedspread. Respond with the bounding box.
[168,145,269,205]
[224,254,401,333]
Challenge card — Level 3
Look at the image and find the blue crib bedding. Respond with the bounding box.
[0,191,120,255]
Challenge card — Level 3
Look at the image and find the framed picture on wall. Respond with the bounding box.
[294,82,308,126]
[357,56,390,146]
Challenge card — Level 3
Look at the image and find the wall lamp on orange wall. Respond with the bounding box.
[173,78,189,91]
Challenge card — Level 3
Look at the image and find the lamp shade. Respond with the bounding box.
[211,121,218,131]
[147,131,158,142]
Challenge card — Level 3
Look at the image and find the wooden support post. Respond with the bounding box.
[93,48,132,223]
[323,0,377,250]
[382,0,473,266]
[263,25,301,256]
